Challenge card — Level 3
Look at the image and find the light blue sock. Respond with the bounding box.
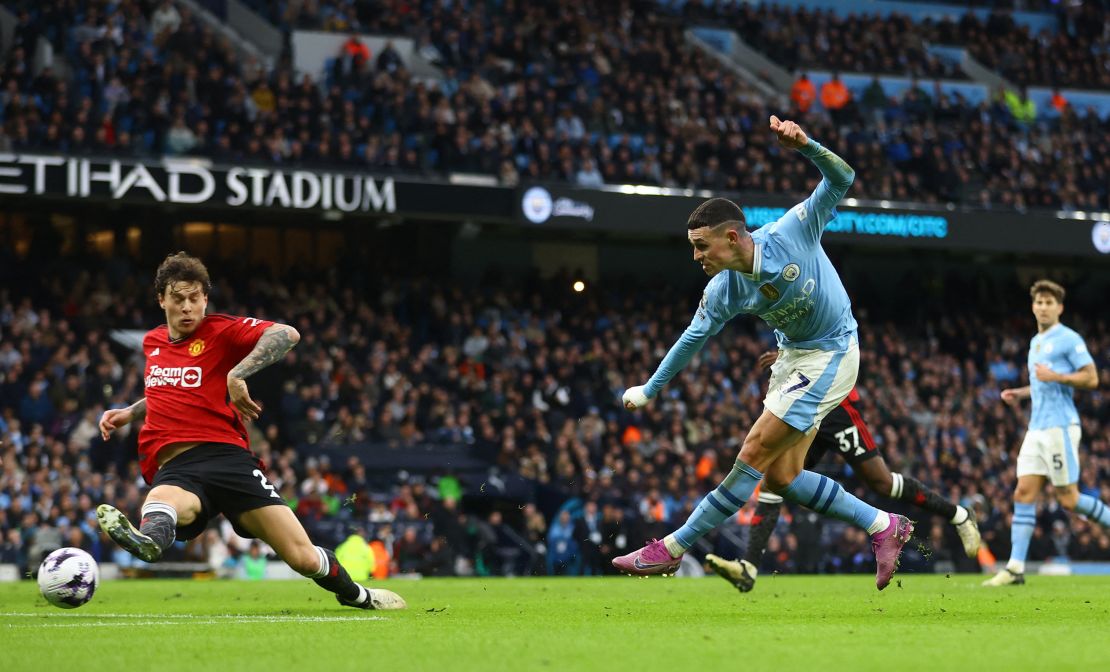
[779,470,884,532]
[1076,494,1110,527]
[669,460,762,551]
[1009,502,1037,566]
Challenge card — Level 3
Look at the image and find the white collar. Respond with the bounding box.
[738,242,762,281]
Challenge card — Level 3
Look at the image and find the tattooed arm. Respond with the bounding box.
[227,324,301,421]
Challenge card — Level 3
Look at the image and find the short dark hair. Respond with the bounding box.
[154,252,211,297]
[687,197,746,231]
[1030,279,1065,303]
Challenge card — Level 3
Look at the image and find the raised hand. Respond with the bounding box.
[770,115,809,150]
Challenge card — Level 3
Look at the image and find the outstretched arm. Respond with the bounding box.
[768,116,855,247]
[625,291,731,408]
[227,324,301,420]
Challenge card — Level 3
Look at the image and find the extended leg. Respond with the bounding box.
[235,504,406,610]
[860,458,981,558]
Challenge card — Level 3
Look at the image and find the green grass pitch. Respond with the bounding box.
[3,575,1109,671]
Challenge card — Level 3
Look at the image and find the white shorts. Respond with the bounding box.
[764,338,859,434]
[1017,425,1082,487]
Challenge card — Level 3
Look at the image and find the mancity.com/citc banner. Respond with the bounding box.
[517,183,1110,258]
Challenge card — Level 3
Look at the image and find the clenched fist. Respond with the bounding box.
[770,115,809,150]
[622,385,652,411]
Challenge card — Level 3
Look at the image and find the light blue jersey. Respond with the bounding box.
[1028,323,1094,430]
[644,140,857,398]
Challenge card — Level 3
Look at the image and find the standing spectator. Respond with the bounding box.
[546,509,579,576]
[574,500,604,576]
[790,73,816,115]
[340,34,370,79]
[1004,86,1037,127]
[335,528,375,582]
[820,73,853,125]
[377,41,403,74]
[1050,88,1069,116]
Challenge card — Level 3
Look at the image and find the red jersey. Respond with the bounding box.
[138,313,274,483]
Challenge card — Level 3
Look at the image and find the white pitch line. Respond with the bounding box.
[1,613,386,624]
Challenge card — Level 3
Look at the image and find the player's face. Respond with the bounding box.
[1031,292,1063,329]
[158,281,208,338]
[688,226,737,276]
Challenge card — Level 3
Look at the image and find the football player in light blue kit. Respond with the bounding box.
[984,280,1101,586]
[612,117,913,590]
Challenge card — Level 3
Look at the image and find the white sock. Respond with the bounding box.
[867,510,891,535]
[950,505,969,525]
[1006,560,1025,575]
[308,545,330,579]
[889,473,904,499]
[141,501,178,526]
[662,534,684,558]
[355,584,369,604]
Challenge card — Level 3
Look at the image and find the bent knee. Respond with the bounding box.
[1058,493,1080,510]
[288,545,325,577]
[762,465,801,493]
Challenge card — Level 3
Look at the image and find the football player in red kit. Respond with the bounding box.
[96,252,404,610]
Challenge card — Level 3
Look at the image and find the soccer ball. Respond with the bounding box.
[38,547,99,609]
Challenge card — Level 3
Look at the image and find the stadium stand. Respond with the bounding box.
[2,0,1108,210]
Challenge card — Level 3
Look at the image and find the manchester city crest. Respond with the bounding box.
[783,263,801,282]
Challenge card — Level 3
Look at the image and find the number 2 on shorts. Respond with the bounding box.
[253,469,281,499]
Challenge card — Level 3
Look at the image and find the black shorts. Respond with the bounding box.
[804,403,881,471]
[150,442,287,541]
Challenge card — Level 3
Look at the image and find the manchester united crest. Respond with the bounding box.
[188,339,206,356]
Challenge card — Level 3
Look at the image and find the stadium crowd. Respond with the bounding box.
[685,1,1110,90]
[1,254,1107,579]
[1,0,1108,211]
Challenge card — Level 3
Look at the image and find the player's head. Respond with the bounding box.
[155,252,211,338]
[687,198,748,276]
[1029,279,1064,329]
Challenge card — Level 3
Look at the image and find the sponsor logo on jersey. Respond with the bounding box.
[782,263,800,282]
[697,293,708,320]
[763,279,817,328]
[146,365,203,388]
[1044,343,1054,354]
[188,339,205,356]
[759,283,780,301]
